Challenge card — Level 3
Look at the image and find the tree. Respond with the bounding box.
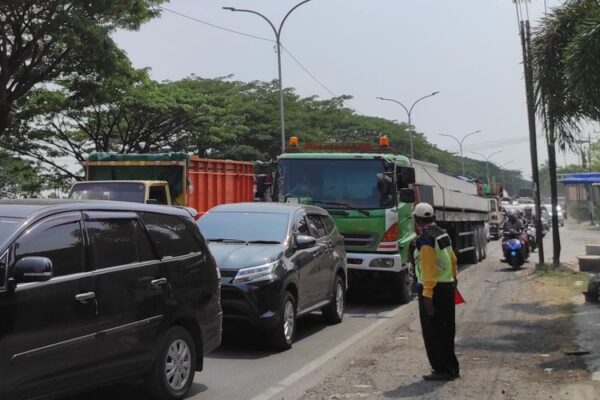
[0,152,46,198]
[530,0,600,266]
[0,0,166,135]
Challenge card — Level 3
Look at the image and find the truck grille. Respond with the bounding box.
[342,233,377,248]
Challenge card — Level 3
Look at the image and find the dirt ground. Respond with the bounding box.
[300,237,600,400]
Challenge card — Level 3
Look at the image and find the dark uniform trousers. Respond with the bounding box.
[418,282,460,376]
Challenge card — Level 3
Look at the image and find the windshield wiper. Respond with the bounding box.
[246,240,282,244]
[207,238,247,244]
[310,201,370,216]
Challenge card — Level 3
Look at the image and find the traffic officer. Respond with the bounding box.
[413,202,460,381]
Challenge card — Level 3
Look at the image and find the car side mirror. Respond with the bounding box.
[399,188,416,204]
[295,235,317,250]
[14,257,54,284]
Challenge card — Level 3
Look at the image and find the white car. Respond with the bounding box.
[542,204,564,227]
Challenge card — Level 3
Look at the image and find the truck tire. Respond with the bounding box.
[464,226,478,265]
[392,269,412,304]
[476,226,484,262]
[481,228,487,259]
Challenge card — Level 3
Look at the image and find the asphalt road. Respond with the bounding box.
[67,274,417,400]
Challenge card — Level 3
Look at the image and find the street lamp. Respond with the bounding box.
[438,130,482,177]
[472,150,503,185]
[223,0,312,154]
[499,160,515,188]
[376,91,440,159]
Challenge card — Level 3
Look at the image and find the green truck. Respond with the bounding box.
[258,137,489,303]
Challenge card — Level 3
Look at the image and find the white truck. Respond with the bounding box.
[412,159,490,263]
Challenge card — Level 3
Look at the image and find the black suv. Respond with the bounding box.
[0,200,222,400]
[198,203,347,350]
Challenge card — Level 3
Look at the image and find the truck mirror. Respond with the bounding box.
[397,167,416,189]
[399,188,416,204]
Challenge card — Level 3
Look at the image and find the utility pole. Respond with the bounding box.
[223,1,312,154]
[516,7,545,266]
[376,91,440,159]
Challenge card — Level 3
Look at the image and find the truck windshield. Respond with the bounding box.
[70,182,146,203]
[0,217,22,242]
[278,159,394,209]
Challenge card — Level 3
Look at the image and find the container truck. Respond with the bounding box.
[258,137,489,303]
[69,152,254,215]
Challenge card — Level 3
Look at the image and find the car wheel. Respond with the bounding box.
[392,269,412,304]
[269,291,296,350]
[322,275,345,324]
[145,326,197,400]
[481,229,487,259]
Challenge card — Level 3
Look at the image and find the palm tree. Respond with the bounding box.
[530,0,600,266]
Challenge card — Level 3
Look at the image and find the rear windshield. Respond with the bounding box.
[69,182,146,203]
[0,217,22,242]
[198,211,289,243]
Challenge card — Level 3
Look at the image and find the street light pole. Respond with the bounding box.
[223,0,312,154]
[499,160,515,189]
[376,91,440,159]
[472,150,503,185]
[438,130,482,177]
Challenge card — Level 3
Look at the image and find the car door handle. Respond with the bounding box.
[75,292,96,304]
[151,278,168,288]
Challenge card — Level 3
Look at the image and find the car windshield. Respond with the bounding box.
[69,182,146,203]
[0,217,22,242]
[278,159,393,209]
[198,211,289,243]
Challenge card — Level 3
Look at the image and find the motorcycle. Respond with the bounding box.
[502,229,525,270]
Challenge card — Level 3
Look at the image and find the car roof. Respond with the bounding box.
[206,202,328,215]
[0,199,191,219]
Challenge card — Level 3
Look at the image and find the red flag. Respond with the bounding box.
[454,288,465,305]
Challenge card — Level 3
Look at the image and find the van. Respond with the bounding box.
[0,200,222,399]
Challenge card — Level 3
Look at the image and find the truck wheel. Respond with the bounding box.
[481,229,487,259]
[268,291,296,351]
[392,270,412,304]
[476,226,484,262]
[145,326,197,400]
[322,276,345,324]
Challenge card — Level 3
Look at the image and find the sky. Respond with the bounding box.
[113,0,582,180]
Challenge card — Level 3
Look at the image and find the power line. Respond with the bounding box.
[158,6,274,43]
[158,6,337,98]
[281,45,337,97]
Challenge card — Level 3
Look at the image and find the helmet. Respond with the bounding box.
[413,202,435,218]
[508,208,519,217]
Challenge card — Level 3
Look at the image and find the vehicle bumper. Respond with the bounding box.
[346,252,404,272]
[490,224,500,237]
[219,278,284,331]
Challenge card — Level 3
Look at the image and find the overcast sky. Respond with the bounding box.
[113,0,582,179]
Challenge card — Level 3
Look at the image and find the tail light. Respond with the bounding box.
[382,223,399,242]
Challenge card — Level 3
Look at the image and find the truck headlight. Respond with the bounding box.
[233,261,279,284]
[369,258,395,269]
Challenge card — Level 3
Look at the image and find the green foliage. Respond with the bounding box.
[4,74,528,193]
[0,152,46,198]
[0,0,167,135]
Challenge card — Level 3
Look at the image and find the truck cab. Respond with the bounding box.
[69,180,172,205]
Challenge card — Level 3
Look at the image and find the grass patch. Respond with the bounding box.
[535,264,591,293]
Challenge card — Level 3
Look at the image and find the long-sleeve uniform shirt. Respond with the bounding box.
[414,224,458,299]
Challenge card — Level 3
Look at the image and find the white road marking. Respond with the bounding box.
[249,304,409,400]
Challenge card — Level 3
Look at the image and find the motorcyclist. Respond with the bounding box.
[502,208,529,261]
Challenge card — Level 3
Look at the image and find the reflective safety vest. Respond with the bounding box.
[414,225,455,285]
